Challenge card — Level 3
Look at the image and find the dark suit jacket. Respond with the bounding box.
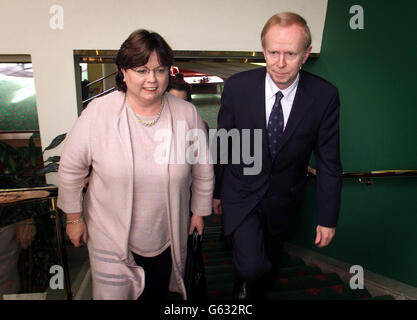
[214,68,342,236]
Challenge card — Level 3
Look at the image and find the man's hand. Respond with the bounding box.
[307,166,317,175]
[213,199,222,215]
[66,213,88,247]
[315,225,335,248]
[189,214,204,235]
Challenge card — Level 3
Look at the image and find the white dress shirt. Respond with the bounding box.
[265,72,300,130]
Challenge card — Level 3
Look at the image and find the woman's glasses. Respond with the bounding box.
[131,67,169,77]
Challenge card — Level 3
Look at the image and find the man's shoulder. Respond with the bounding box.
[300,70,338,93]
[225,67,266,86]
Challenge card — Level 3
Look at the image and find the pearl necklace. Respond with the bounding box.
[134,98,164,127]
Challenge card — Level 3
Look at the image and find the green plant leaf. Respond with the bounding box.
[8,157,16,172]
[37,162,59,175]
[43,133,67,152]
[45,156,61,163]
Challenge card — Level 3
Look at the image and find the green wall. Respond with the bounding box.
[290,0,417,287]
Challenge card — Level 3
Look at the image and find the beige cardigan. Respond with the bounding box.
[57,91,214,300]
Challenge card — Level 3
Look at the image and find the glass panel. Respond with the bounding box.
[0,63,39,133]
[0,198,61,299]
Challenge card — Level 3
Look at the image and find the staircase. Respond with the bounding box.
[201,215,394,301]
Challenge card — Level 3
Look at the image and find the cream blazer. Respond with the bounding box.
[57,91,214,300]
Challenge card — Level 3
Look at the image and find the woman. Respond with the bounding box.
[168,73,209,131]
[167,73,192,102]
[57,30,214,300]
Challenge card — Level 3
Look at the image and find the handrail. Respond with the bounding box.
[85,71,117,87]
[82,87,115,105]
[0,130,40,134]
[342,169,417,178]
[0,186,58,193]
[0,186,58,206]
[306,169,417,180]
[73,49,320,60]
[1,169,416,206]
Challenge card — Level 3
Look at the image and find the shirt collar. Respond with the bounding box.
[265,71,300,100]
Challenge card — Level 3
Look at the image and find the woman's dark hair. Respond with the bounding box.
[115,29,174,92]
[167,73,192,102]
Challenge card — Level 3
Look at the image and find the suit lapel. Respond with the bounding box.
[251,69,273,168]
[249,68,267,130]
[274,71,314,157]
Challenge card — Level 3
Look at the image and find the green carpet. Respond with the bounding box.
[199,215,395,300]
[192,94,220,129]
[0,75,39,131]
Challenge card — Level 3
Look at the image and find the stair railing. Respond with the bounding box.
[82,72,117,107]
[308,169,417,186]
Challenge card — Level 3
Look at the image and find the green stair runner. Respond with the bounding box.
[192,93,221,129]
[200,216,395,301]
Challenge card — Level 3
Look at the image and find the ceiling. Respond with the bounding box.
[173,61,265,79]
[0,63,33,78]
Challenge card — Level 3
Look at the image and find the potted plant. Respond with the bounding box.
[0,133,66,297]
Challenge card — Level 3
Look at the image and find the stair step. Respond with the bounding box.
[279,255,305,268]
[204,260,320,277]
[203,226,223,233]
[203,254,306,269]
[205,268,377,300]
[266,284,364,300]
[201,245,232,253]
[200,226,388,300]
[272,273,343,291]
[203,230,223,237]
[205,264,234,275]
[360,295,395,300]
[204,217,222,227]
[205,265,336,283]
[207,286,377,301]
[203,250,233,260]
[203,252,232,267]
[206,272,235,285]
[202,231,231,240]
[166,292,182,300]
[277,265,322,278]
[202,234,224,241]
[202,241,232,250]
[206,273,344,299]
[205,265,324,287]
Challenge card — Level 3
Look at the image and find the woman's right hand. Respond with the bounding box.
[66,214,88,247]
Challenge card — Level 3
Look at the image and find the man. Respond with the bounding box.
[213,12,342,299]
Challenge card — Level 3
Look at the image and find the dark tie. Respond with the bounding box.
[267,91,284,159]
